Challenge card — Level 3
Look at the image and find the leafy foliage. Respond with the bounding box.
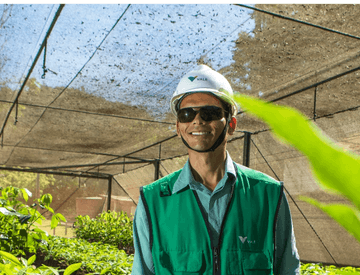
[301,262,360,274]
[0,186,65,256]
[0,250,81,275]
[74,211,134,254]
[233,94,360,243]
[41,235,133,275]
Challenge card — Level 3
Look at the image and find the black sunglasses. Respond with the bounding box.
[177,106,228,123]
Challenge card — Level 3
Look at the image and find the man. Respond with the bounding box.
[132,65,300,274]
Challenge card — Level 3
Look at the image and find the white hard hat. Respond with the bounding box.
[170,65,239,116]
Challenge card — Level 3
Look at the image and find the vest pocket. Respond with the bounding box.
[160,250,203,274]
[243,252,272,275]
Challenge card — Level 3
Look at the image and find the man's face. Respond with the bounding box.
[176,93,234,152]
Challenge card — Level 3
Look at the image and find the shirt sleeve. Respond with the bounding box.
[274,192,300,275]
[131,195,155,275]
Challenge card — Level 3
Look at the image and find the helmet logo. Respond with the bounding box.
[188,76,198,82]
[188,76,207,82]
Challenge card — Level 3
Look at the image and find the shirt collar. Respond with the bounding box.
[172,151,237,194]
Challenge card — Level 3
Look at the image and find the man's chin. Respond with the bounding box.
[188,143,212,152]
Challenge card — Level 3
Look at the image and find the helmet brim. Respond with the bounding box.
[170,89,239,117]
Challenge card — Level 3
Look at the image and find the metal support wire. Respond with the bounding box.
[250,138,338,265]
[0,99,174,125]
[234,4,360,41]
[0,142,149,161]
[0,166,110,179]
[0,4,64,140]
[270,66,360,103]
[236,65,360,116]
[113,177,137,206]
[52,187,80,213]
[85,134,177,173]
[37,160,152,171]
[160,162,170,175]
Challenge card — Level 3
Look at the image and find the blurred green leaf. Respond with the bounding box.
[0,251,22,266]
[20,188,31,202]
[41,194,53,206]
[64,263,82,275]
[233,94,360,244]
[27,254,36,266]
[51,215,59,229]
[55,213,66,223]
[300,197,360,243]
[233,94,360,209]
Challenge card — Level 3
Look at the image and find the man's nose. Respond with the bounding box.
[192,112,205,124]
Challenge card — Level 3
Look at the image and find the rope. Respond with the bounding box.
[250,138,338,264]
[234,4,360,41]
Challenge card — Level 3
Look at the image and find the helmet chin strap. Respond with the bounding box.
[180,115,230,153]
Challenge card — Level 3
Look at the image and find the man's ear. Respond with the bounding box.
[228,117,237,135]
[176,121,181,137]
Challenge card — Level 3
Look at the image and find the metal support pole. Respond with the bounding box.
[313,86,318,121]
[36,173,40,199]
[154,159,160,181]
[107,176,113,212]
[243,131,251,167]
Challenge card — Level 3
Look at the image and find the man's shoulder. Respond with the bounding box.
[142,168,183,193]
[233,162,281,186]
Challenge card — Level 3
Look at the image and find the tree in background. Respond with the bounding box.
[0,168,55,199]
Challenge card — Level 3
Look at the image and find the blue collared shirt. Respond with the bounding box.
[131,153,300,274]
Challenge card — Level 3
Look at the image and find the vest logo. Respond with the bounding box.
[239,236,256,244]
[239,236,247,244]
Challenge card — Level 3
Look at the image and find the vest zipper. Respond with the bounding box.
[192,183,235,275]
[213,246,219,274]
[215,183,235,275]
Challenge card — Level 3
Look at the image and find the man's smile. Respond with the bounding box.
[191,131,211,136]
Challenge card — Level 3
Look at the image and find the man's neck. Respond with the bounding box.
[188,147,227,192]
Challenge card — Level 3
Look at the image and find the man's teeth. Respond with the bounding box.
[192,132,209,136]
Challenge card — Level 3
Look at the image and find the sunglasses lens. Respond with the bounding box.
[201,106,223,121]
[177,106,226,123]
[177,108,196,123]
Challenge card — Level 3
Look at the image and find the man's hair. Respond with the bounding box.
[220,100,232,117]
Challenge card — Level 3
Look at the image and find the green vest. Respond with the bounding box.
[141,163,283,275]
